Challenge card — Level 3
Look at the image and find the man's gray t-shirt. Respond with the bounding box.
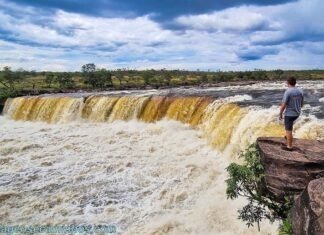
[282,87,304,117]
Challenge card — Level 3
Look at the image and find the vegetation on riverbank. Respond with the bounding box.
[226,144,294,233]
[1,64,324,101]
[1,64,324,91]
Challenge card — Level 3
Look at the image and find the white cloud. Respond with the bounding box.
[0,4,244,71]
[0,9,173,48]
[175,6,279,33]
[250,0,324,45]
[52,11,172,47]
[0,0,323,71]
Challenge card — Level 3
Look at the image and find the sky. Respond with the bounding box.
[0,0,324,71]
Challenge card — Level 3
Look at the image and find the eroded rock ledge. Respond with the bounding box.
[292,178,324,235]
[256,137,324,235]
[257,137,324,202]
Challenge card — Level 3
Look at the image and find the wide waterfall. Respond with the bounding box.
[1,82,323,234]
[3,94,323,153]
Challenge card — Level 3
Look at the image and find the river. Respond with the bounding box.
[0,81,323,234]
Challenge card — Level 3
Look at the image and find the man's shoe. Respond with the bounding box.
[281,145,293,151]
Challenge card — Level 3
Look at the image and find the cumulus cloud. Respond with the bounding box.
[0,8,171,48]
[0,0,323,71]
[250,0,324,45]
[0,0,244,70]
[175,6,278,33]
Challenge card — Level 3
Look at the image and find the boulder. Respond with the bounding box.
[256,137,324,202]
[292,178,324,235]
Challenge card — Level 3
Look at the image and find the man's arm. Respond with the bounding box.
[279,102,287,120]
[280,90,289,120]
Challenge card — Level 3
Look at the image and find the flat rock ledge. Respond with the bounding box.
[257,137,324,235]
[256,137,324,202]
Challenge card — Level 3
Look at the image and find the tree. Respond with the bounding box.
[114,69,123,86]
[162,70,172,86]
[226,144,294,231]
[253,70,267,80]
[0,66,24,90]
[82,63,97,87]
[82,63,96,87]
[81,64,113,88]
[245,71,253,80]
[94,69,113,88]
[211,74,221,83]
[29,70,37,77]
[274,69,284,80]
[142,71,152,85]
[200,74,208,83]
[56,72,74,89]
[45,73,55,88]
[81,63,96,74]
[236,72,245,79]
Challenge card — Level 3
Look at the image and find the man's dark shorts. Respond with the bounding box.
[284,116,299,131]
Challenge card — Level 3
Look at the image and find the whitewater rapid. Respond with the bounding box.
[1,81,323,234]
[0,117,278,234]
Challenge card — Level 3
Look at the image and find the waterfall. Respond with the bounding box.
[3,95,324,156]
[1,93,323,234]
[4,96,83,123]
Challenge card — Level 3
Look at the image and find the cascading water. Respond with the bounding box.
[1,81,323,234]
[3,94,323,150]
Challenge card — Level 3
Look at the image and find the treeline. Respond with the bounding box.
[1,64,324,95]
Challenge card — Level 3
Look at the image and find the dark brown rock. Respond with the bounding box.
[256,137,324,202]
[292,178,324,235]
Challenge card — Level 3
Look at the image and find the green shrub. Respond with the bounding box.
[0,89,19,100]
[279,217,293,235]
[226,143,293,231]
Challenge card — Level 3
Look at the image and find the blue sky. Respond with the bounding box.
[0,0,323,71]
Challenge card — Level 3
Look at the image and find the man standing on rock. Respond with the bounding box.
[279,77,304,151]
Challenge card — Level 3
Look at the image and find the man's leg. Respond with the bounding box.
[286,130,293,148]
[284,116,298,149]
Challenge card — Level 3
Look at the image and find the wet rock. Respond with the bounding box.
[292,178,324,235]
[256,137,324,202]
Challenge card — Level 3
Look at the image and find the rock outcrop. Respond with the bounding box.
[292,178,324,235]
[256,137,324,202]
[0,98,6,114]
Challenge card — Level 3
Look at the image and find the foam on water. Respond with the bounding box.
[1,80,323,234]
[198,80,324,92]
[0,117,278,234]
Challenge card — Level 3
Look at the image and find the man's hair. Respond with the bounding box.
[287,77,296,86]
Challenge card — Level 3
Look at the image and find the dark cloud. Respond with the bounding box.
[254,33,324,46]
[238,54,262,61]
[236,46,279,61]
[2,0,323,70]
[10,0,296,21]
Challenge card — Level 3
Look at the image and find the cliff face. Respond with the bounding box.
[256,137,324,202]
[256,137,324,235]
[292,178,324,235]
